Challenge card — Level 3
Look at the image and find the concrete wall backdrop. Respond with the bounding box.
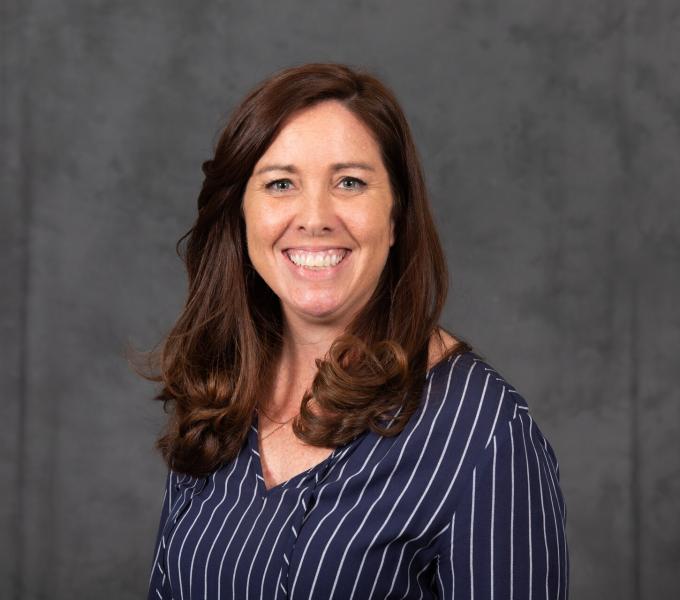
[2,1,678,598]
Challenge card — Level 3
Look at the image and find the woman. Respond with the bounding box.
[141,62,569,599]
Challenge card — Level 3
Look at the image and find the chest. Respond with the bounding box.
[257,429,336,491]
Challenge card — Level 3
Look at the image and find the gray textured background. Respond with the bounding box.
[2,1,678,598]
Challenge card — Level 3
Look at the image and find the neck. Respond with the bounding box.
[280,307,350,375]
[262,312,347,418]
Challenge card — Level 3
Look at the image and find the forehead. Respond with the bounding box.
[255,100,383,167]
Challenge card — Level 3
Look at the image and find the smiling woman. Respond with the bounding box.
[133,62,569,600]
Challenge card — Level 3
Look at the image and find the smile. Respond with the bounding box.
[284,248,350,269]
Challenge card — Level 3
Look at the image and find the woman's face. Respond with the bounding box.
[242,100,395,328]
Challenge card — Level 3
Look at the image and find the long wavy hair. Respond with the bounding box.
[129,62,472,477]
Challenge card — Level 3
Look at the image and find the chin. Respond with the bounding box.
[287,296,347,321]
[298,304,342,320]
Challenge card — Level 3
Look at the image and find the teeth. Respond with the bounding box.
[286,249,348,268]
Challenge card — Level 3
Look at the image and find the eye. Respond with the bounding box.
[264,178,293,192]
[339,176,366,190]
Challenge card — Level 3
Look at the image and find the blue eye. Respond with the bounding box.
[265,179,293,191]
[340,177,366,189]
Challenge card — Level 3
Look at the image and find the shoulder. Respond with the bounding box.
[166,469,209,500]
[423,349,563,506]
[421,348,535,485]
[424,348,529,434]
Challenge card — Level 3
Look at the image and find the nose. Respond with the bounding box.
[295,186,336,236]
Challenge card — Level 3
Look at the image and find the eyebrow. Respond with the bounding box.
[254,162,376,176]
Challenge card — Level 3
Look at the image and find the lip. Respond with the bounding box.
[281,248,352,280]
[282,245,351,252]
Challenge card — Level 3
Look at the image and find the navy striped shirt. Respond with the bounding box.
[147,350,569,599]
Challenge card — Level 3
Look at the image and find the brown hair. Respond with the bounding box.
[128,62,472,477]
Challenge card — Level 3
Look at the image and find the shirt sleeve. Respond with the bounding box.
[147,469,174,600]
[434,410,570,599]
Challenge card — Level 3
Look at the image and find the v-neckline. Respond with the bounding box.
[248,410,345,497]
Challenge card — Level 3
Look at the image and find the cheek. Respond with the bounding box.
[346,208,394,248]
[244,204,283,253]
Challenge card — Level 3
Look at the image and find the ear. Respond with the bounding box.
[389,217,396,247]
